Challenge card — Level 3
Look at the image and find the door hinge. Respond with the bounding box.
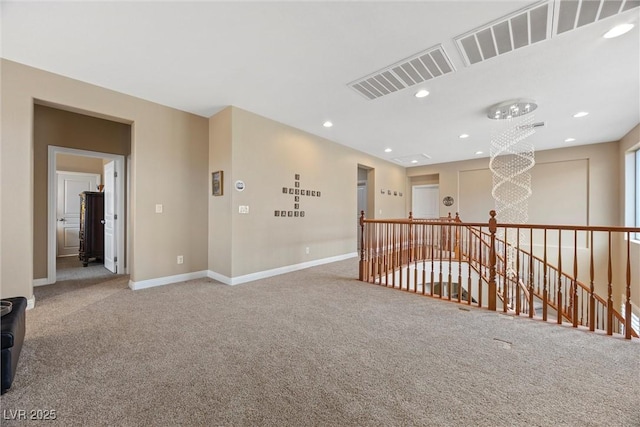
[114,256,118,262]
[114,171,118,178]
[114,214,118,220]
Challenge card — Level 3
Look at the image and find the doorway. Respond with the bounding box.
[46,146,126,284]
[412,185,440,219]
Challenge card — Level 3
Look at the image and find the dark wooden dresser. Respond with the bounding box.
[78,191,104,267]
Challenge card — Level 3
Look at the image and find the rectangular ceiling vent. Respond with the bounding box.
[553,0,640,36]
[348,45,455,100]
[454,1,553,67]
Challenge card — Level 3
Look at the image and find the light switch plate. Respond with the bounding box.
[239,205,249,214]
[155,204,163,213]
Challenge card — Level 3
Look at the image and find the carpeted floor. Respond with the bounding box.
[1,258,638,426]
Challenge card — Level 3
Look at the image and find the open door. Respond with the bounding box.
[103,161,117,273]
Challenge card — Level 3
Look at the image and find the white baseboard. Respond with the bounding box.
[128,270,208,291]
[33,277,53,287]
[208,252,358,285]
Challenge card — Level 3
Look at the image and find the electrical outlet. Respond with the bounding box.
[177,255,183,264]
[305,247,310,254]
[155,204,163,213]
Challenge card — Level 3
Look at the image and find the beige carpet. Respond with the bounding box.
[1,258,639,426]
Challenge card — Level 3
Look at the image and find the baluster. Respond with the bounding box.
[503,228,509,313]
[515,229,521,315]
[625,232,632,339]
[478,226,483,308]
[557,231,563,325]
[529,228,535,318]
[570,230,578,328]
[467,226,473,305]
[589,230,595,331]
[543,229,548,321]
[430,223,435,297]
[607,231,613,336]
[458,223,462,303]
[488,211,497,311]
[422,223,427,295]
[439,223,443,298]
[448,223,453,300]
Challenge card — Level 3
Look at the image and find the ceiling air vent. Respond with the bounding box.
[348,45,455,100]
[454,1,553,67]
[554,0,640,35]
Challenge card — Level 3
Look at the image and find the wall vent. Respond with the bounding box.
[554,0,640,35]
[348,45,455,100]
[454,1,553,67]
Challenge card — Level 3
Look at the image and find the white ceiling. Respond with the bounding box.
[2,1,639,166]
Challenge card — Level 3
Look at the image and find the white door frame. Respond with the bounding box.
[44,146,126,285]
[412,184,440,219]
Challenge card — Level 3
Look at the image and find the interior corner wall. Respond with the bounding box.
[1,59,209,299]
[211,107,406,280]
[208,107,233,278]
[619,124,640,309]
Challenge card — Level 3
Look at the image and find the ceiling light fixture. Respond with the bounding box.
[475,151,484,155]
[323,121,333,128]
[384,148,393,153]
[564,138,576,142]
[573,112,589,118]
[411,160,419,164]
[603,23,634,39]
[414,89,430,98]
[487,99,537,120]
[459,134,470,139]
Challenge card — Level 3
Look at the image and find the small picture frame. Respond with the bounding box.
[287,211,293,217]
[294,211,299,217]
[312,191,316,197]
[289,188,294,194]
[294,203,299,209]
[295,196,300,202]
[317,191,321,197]
[281,210,286,217]
[387,190,391,195]
[300,211,305,217]
[399,192,403,197]
[295,189,300,195]
[306,190,311,196]
[295,174,300,180]
[394,191,398,196]
[282,187,288,194]
[295,182,300,188]
[212,171,223,196]
[275,210,280,217]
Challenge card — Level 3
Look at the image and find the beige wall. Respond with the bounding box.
[1,59,209,299]
[33,104,131,278]
[57,154,105,176]
[407,142,620,226]
[208,107,407,279]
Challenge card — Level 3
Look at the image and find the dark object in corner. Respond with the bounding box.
[1,296,26,394]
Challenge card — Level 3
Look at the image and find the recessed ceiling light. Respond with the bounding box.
[573,112,589,118]
[459,134,469,139]
[323,121,333,128]
[603,23,634,39]
[384,148,392,153]
[565,138,576,142]
[411,160,419,164]
[415,89,430,98]
[475,151,483,155]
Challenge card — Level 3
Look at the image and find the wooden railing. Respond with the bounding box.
[359,210,640,339]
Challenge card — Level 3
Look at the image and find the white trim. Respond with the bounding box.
[208,252,358,286]
[48,146,126,284]
[33,278,53,287]
[27,295,36,310]
[128,271,209,291]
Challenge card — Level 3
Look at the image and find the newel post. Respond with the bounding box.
[488,210,498,311]
[359,210,366,281]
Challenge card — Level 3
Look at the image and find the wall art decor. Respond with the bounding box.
[277,174,322,219]
[212,171,223,196]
